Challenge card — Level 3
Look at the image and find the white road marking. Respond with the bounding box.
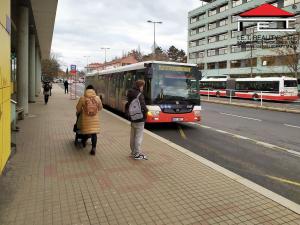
[284,124,300,129]
[215,129,230,134]
[220,112,262,122]
[192,123,300,158]
[287,150,300,157]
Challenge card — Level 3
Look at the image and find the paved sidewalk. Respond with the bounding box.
[0,85,299,225]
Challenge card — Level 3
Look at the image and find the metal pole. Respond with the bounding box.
[147,20,162,60]
[250,44,253,78]
[154,23,156,58]
[230,90,232,104]
[101,48,110,70]
[208,88,210,101]
[260,91,263,107]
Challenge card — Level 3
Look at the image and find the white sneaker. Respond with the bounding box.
[134,153,148,160]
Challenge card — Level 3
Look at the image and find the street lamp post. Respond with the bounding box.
[147,20,162,59]
[83,56,90,73]
[101,47,110,69]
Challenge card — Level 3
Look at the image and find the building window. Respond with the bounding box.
[262,57,275,66]
[232,15,239,23]
[209,8,217,17]
[220,4,229,12]
[190,16,198,24]
[190,41,197,47]
[244,58,257,67]
[190,29,197,35]
[231,45,242,53]
[197,63,205,70]
[207,63,216,69]
[189,52,197,59]
[198,51,205,58]
[219,33,228,41]
[199,38,205,46]
[284,0,300,7]
[232,30,239,38]
[230,60,241,68]
[218,61,227,69]
[208,36,217,43]
[219,18,228,27]
[219,47,228,55]
[199,13,205,20]
[207,49,216,57]
[198,26,206,33]
[209,22,217,30]
[232,0,243,7]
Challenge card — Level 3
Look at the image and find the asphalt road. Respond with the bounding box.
[147,103,300,204]
[62,83,300,203]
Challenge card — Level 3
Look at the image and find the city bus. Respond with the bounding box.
[86,61,202,123]
[200,77,299,101]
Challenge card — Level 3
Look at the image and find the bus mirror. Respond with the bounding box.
[145,67,153,78]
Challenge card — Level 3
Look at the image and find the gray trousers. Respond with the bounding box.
[130,122,145,156]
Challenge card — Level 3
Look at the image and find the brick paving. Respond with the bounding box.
[0,85,299,225]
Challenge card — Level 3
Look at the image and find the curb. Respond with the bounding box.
[202,99,300,114]
[104,109,300,215]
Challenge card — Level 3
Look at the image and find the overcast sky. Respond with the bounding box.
[51,0,202,70]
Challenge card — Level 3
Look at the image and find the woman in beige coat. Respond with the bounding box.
[76,85,102,155]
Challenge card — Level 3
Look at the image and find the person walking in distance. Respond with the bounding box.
[49,82,53,96]
[42,82,51,104]
[126,80,148,160]
[64,80,69,94]
[76,85,102,155]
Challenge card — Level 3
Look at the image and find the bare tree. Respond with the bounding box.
[41,53,61,81]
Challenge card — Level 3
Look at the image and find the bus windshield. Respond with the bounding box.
[152,64,200,104]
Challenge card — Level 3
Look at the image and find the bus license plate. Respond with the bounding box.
[172,118,183,122]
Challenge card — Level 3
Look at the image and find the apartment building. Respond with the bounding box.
[188,0,300,78]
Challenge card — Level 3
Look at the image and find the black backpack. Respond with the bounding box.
[44,84,50,92]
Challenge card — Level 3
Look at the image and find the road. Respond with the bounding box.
[147,102,300,204]
[64,83,300,203]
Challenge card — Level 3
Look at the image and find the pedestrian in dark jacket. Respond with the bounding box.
[64,80,69,94]
[126,80,148,160]
[42,82,51,104]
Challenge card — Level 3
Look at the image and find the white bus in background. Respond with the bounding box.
[200,76,299,101]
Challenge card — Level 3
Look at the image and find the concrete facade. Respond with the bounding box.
[188,0,300,78]
[16,6,29,114]
[29,34,36,103]
[0,0,57,174]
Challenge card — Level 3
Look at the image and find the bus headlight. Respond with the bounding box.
[148,110,160,117]
[193,110,201,116]
[193,106,202,117]
[147,105,161,118]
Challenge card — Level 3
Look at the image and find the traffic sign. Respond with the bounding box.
[70,65,77,75]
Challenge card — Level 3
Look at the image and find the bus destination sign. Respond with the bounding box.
[159,65,191,72]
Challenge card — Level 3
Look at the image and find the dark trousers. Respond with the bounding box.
[65,87,68,94]
[44,94,49,104]
[82,134,97,148]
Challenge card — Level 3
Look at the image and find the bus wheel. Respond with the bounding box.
[216,92,220,97]
[252,94,259,101]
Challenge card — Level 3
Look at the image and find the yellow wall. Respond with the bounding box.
[0,0,11,173]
